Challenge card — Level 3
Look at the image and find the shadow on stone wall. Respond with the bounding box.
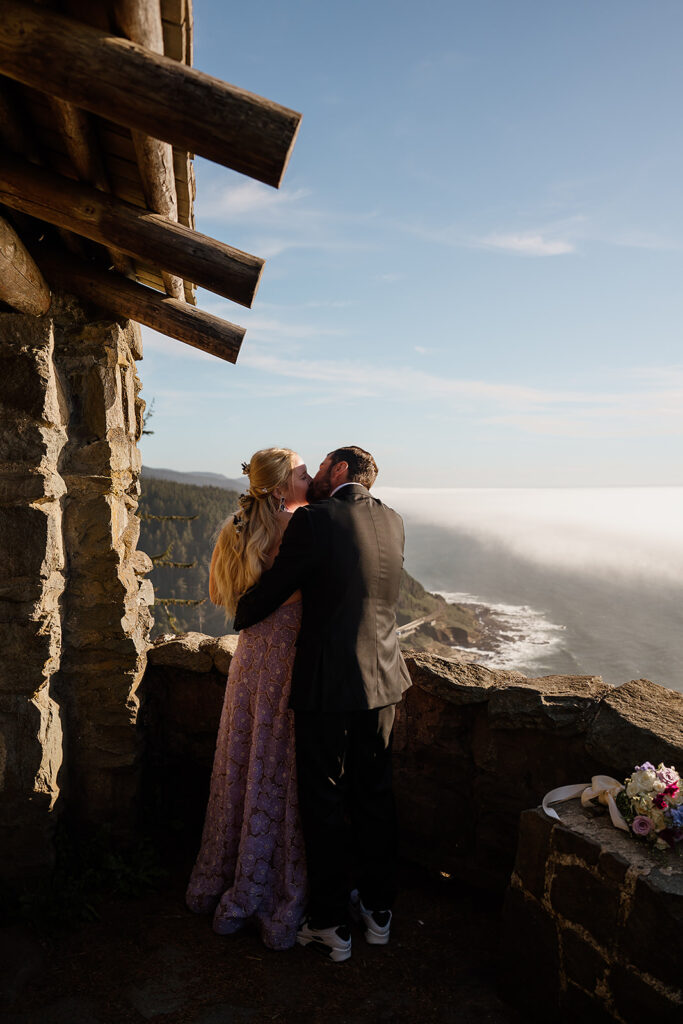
[141,634,683,888]
[141,634,683,1021]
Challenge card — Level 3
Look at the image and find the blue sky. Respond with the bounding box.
[140,0,683,486]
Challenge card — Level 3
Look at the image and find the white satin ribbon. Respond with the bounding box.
[542,775,628,831]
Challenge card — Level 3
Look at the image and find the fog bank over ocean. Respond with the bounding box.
[376,487,683,693]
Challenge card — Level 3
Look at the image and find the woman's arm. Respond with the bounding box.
[234,507,313,630]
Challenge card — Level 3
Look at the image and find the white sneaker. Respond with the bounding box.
[349,889,392,945]
[296,917,352,962]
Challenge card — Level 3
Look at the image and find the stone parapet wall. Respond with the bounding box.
[501,804,682,1022]
[0,297,153,876]
[141,632,238,839]
[141,637,683,884]
[394,655,682,888]
[141,635,683,1019]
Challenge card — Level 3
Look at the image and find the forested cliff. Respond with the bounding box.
[139,476,482,651]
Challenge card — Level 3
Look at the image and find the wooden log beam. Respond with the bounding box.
[0,1,302,187]
[0,214,51,315]
[113,0,183,299]
[33,245,244,363]
[45,97,137,279]
[0,152,264,307]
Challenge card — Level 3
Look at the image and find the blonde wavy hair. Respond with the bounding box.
[210,447,299,617]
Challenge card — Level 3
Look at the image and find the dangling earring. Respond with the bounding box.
[278,496,286,513]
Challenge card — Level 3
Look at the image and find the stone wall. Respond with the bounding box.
[141,636,683,1020]
[501,804,682,1022]
[141,638,683,883]
[393,655,682,889]
[0,296,153,876]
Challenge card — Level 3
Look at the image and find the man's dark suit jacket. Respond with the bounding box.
[233,483,412,712]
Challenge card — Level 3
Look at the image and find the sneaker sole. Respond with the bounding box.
[364,928,390,945]
[297,935,352,963]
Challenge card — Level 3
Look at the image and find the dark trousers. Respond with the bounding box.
[294,705,397,928]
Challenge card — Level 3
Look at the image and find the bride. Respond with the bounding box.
[185,447,311,949]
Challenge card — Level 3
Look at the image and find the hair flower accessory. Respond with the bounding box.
[241,461,250,475]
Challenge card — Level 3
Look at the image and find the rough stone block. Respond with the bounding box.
[597,847,631,887]
[621,873,683,989]
[0,319,53,420]
[550,863,619,949]
[513,808,554,900]
[585,678,683,777]
[403,653,517,705]
[488,675,607,733]
[147,633,215,673]
[204,634,239,676]
[561,981,614,1024]
[551,820,601,866]
[610,964,682,1024]
[560,927,609,996]
[0,506,53,579]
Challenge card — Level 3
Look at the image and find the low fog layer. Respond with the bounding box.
[376,487,683,586]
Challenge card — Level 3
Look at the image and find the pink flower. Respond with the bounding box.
[656,766,678,787]
[664,783,679,797]
[653,794,667,809]
[632,815,653,837]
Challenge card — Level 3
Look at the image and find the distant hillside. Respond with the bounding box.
[142,465,243,491]
[138,476,484,653]
[139,477,240,637]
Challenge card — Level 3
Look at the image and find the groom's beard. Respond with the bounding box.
[307,470,333,503]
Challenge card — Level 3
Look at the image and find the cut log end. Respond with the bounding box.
[0,214,51,315]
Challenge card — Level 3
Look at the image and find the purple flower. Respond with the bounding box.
[632,815,653,837]
[656,766,679,787]
[669,806,683,828]
[634,762,655,772]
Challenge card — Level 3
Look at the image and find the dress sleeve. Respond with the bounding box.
[233,507,313,631]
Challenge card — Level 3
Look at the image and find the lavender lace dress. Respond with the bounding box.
[185,601,306,949]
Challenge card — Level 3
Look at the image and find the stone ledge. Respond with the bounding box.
[147,632,238,674]
[502,802,683,1022]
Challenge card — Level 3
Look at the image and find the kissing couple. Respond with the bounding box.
[186,445,411,962]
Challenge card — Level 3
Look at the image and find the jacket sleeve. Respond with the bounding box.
[233,507,314,631]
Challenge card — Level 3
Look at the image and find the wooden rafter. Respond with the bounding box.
[33,245,244,363]
[0,1,303,359]
[0,153,264,307]
[45,96,137,278]
[0,214,51,316]
[113,0,183,300]
[0,0,301,187]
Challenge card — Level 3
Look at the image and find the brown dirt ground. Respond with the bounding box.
[0,856,522,1024]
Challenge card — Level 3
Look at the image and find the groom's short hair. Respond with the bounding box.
[329,446,378,489]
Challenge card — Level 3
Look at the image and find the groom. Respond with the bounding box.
[234,445,411,962]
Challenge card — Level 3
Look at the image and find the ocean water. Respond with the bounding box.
[376,487,683,693]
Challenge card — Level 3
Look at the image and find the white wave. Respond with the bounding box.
[377,486,683,586]
[438,591,567,674]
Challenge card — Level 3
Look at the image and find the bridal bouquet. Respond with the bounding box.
[615,762,683,851]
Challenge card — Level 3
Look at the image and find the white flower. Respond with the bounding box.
[628,769,657,794]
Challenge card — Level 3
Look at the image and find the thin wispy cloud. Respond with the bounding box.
[196,174,380,259]
[236,350,683,436]
[477,232,575,256]
[198,179,311,221]
[400,217,579,256]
